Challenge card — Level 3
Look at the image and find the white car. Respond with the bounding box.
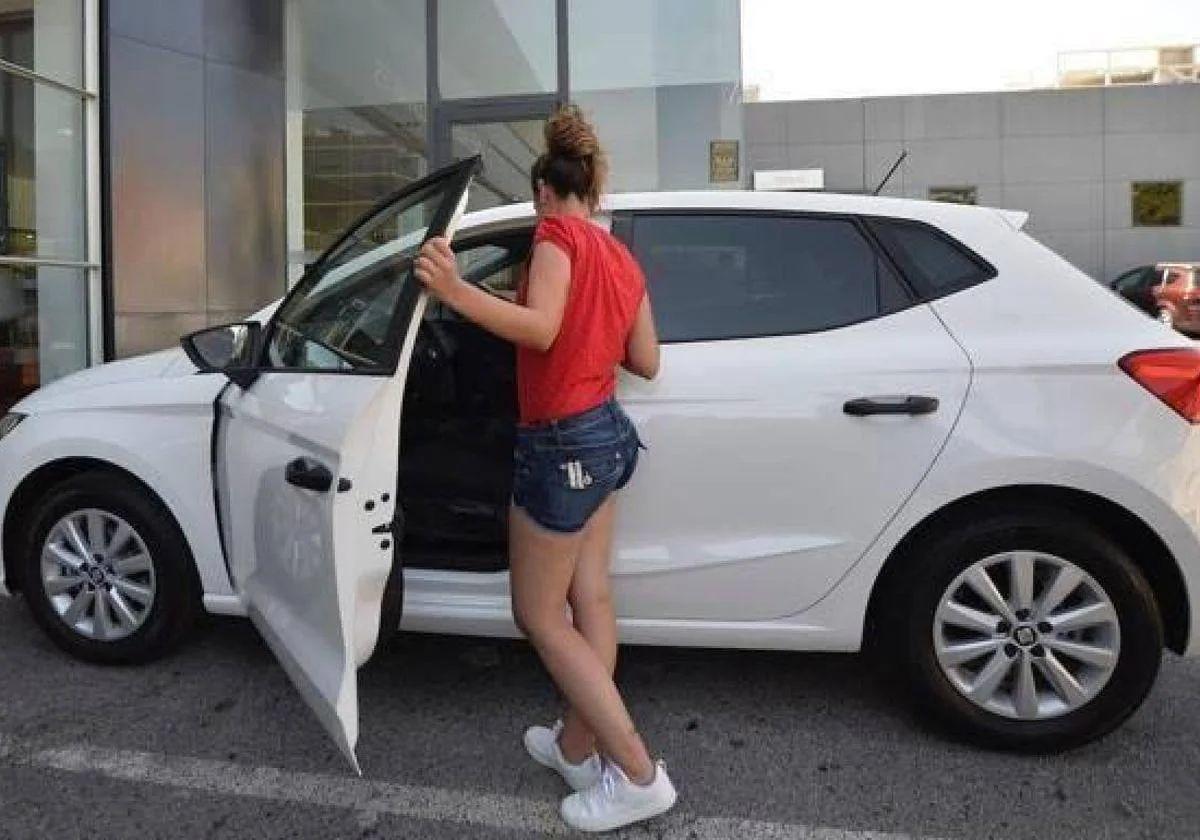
[2,157,1197,768]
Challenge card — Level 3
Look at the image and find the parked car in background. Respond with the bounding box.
[2,159,1200,768]
[1110,263,1200,335]
[1109,264,1162,315]
[1151,264,1200,334]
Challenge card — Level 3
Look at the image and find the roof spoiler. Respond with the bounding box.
[997,209,1029,231]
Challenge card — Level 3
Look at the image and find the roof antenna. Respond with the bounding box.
[872,150,908,196]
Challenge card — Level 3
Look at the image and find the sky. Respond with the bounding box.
[741,0,1200,101]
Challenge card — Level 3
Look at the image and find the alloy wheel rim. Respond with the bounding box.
[40,509,156,641]
[932,551,1120,721]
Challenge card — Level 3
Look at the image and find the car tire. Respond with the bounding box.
[890,508,1162,753]
[19,472,201,665]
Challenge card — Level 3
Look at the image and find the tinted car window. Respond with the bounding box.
[866,217,993,299]
[629,214,910,343]
[267,181,454,372]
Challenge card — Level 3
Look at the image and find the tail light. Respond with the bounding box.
[1120,349,1200,423]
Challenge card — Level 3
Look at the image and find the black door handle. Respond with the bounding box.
[285,457,334,492]
[843,395,940,416]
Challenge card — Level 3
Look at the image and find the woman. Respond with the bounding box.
[414,105,674,833]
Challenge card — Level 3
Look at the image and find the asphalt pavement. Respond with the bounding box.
[0,596,1197,839]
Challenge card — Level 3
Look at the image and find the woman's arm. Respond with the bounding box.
[622,294,660,380]
[414,236,569,351]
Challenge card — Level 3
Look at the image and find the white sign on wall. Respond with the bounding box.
[753,169,825,191]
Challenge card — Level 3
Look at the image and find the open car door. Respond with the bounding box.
[215,157,478,771]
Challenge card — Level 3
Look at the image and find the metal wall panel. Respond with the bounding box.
[785,142,864,191]
[106,0,284,356]
[745,84,1200,280]
[1001,89,1103,137]
[205,59,285,316]
[204,0,283,77]
[109,0,204,56]
[108,36,207,316]
[115,312,208,358]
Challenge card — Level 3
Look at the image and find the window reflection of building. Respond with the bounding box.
[285,0,743,277]
[0,0,94,414]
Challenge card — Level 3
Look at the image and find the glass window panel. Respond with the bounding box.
[0,0,82,88]
[568,0,740,92]
[0,264,87,411]
[455,238,528,300]
[269,178,460,373]
[630,214,901,343]
[0,69,85,259]
[450,119,543,211]
[287,1,428,264]
[438,0,556,99]
[568,0,743,192]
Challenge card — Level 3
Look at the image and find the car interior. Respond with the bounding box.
[398,227,534,572]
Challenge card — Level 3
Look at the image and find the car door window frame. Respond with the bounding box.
[618,208,920,345]
[257,158,479,377]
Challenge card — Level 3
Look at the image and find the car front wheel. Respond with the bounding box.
[894,510,1163,752]
[20,472,200,664]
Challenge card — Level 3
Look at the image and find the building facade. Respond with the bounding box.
[0,0,100,417]
[0,0,744,412]
[745,82,1200,281]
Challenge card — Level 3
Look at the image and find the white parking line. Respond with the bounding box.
[0,733,941,839]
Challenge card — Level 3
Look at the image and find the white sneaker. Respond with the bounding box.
[560,759,677,833]
[523,720,603,792]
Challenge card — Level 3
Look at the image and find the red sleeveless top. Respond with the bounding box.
[516,215,646,425]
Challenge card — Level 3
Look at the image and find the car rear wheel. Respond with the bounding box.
[893,509,1163,752]
[20,472,200,664]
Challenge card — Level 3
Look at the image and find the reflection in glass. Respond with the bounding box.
[0,68,85,259]
[438,0,556,99]
[0,0,82,87]
[630,214,899,343]
[288,0,428,263]
[568,0,742,192]
[270,180,456,373]
[187,323,258,371]
[450,120,542,211]
[0,264,87,411]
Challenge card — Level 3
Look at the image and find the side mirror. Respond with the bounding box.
[181,321,263,389]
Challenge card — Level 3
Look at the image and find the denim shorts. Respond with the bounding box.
[512,399,643,534]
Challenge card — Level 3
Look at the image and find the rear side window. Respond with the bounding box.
[629,213,911,343]
[866,217,994,299]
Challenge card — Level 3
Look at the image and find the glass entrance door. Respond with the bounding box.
[448,118,545,211]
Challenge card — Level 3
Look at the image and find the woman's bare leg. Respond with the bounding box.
[510,504,654,783]
[557,496,618,763]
